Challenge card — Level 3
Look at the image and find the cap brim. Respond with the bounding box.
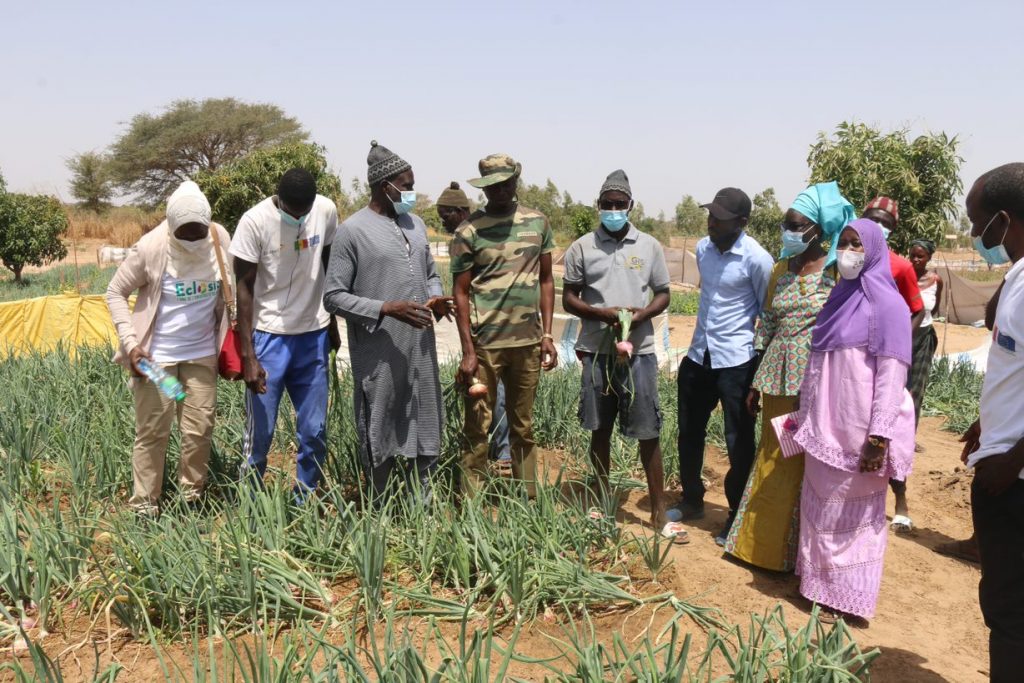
[700,202,739,220]
[467,163,521,188]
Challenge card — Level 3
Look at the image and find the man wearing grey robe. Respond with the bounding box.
[323,142,451,501]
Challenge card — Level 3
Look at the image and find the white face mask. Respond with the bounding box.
[837,249,866,280]
[176,236,208,253]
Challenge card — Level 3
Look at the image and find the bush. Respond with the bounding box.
[0,193,69,283]
[196,142,346,234]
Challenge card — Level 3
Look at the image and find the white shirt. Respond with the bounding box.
[150,274,219,363]
[229,194,338,334]
[969,257,1024,477]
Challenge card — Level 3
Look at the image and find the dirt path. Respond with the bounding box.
[611,415,986,682]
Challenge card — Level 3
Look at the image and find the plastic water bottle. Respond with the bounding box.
[137,359,186,401]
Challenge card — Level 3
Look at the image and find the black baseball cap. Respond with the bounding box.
[701,188,751,220]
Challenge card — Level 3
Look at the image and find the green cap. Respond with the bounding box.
[467,153,522,188]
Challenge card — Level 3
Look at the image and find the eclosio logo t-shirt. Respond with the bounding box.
[150,274,220,363]
[229,195,339,335]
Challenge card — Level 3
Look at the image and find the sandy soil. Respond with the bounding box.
[6,416,985,681]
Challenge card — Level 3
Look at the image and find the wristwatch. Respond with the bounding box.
[867,435,888,448]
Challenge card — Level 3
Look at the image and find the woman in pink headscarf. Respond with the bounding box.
[791,218,916,624]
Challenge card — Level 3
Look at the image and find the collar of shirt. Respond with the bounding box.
[715,231,750,257]
[596,223,640,244]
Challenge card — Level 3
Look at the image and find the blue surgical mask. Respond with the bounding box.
[278,199,309,229]
[600,210,629,232]
[780,226,813,257]
[388,182,416,215]
[880,226,891,241]
[973,212,1011,265]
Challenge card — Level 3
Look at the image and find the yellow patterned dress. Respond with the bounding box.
[724,260,836,571]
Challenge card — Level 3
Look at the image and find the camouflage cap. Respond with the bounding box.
[467,153,522,188]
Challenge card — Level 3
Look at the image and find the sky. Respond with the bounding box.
[2,0,1022,217]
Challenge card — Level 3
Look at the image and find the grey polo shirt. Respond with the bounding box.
[563,224,671,355]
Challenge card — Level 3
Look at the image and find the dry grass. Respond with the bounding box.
[65,205,163,247]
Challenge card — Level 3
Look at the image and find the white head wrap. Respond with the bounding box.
[166,181,211,231]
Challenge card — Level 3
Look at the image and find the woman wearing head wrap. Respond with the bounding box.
[723,184,843,570]
[907,239,943,449]
[106,181,233,517]
[789,218,916,624]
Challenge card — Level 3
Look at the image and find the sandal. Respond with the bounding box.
[660,521,690,545]
[890,515,913,534]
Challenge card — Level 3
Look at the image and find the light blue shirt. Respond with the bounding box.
[687,232,774,369]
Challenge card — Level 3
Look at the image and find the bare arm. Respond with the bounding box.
[933,275,944,318]
[539,252,557,370]
[234,256,266,393]
[454,269,477,384]
[632,288,670,325]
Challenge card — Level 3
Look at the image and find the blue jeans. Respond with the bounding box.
[242,329,329,497]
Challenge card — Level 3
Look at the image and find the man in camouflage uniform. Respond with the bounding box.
[451,154,558,497]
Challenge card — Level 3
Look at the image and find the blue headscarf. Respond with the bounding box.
[789,181,856,266]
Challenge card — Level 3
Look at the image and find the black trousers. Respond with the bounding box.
[676,352,757,515]
[973,477,1024,683]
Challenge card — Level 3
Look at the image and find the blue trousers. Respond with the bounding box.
[242,329,329,495]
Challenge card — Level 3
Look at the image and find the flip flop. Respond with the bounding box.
[660,521,690,545]
[891,515,913,533]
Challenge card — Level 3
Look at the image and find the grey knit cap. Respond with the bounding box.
[367,140,411,186]
[600,169,632,198]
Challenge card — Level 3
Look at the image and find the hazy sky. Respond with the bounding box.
[2,0,1021,216]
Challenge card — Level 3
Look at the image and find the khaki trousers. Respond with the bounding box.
[461,343,541,498]
[129,356,217,512]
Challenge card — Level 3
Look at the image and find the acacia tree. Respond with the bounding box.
[807,122,963,253]
[195,142,345,234]
[0,189,69,283]
[107,98,307,205]
[67,151,114,212]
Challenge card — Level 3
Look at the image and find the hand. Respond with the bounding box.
[457,352,479,386]
[745,389,761,416]
[629,307,647,325]
[541,337,558,371]
[382,300,433,329]
[128,346,151,378]
[974,451,1024,497]
[859,438,887,473]
[960,419,981,464]
[594,307,621,326]
[426,296,455,321]
[243,354,268,394]
[328,320,342,351]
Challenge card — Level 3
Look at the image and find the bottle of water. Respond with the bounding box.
[137,359,186,401]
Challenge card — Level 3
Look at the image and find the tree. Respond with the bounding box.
[568,204,597,239]
[107,98,308,205]
[195,142,345,234]
[674,195,705,235]
[807,122,963,254]
[747,188,785,257]
[0,192,69,282]
[67,152,114,212]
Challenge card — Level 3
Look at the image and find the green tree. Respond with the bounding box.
[108,98,308,205]
[195,142,345,234]
[0,192,69,282]
[747,188,785,258]
[66,152,114,212]
[674,195,705,235]
[568,204,597,239]
[807,122,963,253]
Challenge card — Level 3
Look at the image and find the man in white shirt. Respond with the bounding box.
[960,162,1024,683]
[231,168,339,499]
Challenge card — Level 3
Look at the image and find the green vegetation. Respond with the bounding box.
[669,289,701,316]
[0,186,69,283]
[923,357,985,434]
[0,263,116,302]
[808,122,963,254]
[0,345,890,680]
